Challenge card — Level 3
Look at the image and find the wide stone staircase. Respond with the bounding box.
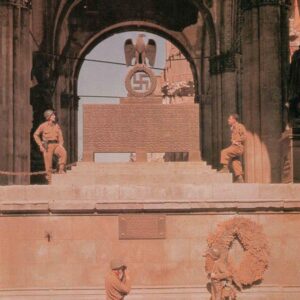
[51,161,232,186]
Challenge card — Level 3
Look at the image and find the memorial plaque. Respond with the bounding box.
[119,214,166,240]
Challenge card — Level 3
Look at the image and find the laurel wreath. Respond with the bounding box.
[206,217,270,287]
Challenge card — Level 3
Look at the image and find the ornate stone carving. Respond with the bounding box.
[241,0,291,10]
[204,217,270,299]
[124,34,156,67]
[209,52,236,75]
[125,64,157,97]
[0,0,32,8]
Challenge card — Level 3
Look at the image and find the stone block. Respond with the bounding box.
[258,184,292,200]
[49,201,96,213]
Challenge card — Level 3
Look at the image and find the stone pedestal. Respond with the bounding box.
[281,127,300,183]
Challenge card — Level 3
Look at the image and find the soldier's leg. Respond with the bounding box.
[43,145,54,182]
[220,145,239,172]
[231,147,244,183]
[231,157,243,176]
[54,145,67,173]
[221,146,242,164]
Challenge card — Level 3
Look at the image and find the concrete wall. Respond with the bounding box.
[0,213,299,299]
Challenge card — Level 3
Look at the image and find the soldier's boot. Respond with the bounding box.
[219,165,229,173]
[45,172,52,184]
[235,175,244,183]
[58,164,66,174]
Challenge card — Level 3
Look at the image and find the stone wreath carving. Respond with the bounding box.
[204,217,270,299]
[125,65,157,97]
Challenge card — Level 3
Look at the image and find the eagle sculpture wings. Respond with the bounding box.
[124,34,157,67]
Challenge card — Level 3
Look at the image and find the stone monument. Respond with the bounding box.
[82,35,201,162]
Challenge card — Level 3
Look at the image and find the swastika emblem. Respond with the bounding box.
[131,72,151,92]
[125,65,157,97]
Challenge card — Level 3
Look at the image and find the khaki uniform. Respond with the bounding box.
[33,121,67,180]
[220,122,246,176]
[105,271,131,300]
[211,259,232,300]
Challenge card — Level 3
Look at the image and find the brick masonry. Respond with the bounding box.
[83,104,200,160]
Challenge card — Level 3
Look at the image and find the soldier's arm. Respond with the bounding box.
[112,274,131,295]
[234,124,246,143]
[213,262,231,280]
[33,125,43,148]
[57,125,64,146]
[238,125,246,143]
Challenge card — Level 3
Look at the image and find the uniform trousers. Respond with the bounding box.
[43,143,67,180]
[220,144,244,176]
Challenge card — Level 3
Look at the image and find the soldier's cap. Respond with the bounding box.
[206,247,221,260]
[44,109,54,120]
[110,259,126,270]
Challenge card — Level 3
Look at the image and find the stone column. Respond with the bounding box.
[0,1,32,185]
[60,92,73,165]
[241,0,290,183]
[209,52,237,167]
[71,96,80,163]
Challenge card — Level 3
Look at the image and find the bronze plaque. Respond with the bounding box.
[119,214,166,240]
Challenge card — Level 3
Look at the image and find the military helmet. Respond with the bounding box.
[110,259,126,270]
[44,109,54,120]
[207,247,221,260]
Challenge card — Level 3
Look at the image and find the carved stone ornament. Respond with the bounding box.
[0,0,32,8]
[125,64,157,97]
[204,217,270,299]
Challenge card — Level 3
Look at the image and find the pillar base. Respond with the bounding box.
[281,127,300,183]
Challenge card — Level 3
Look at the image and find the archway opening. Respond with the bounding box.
[77,30,197,163]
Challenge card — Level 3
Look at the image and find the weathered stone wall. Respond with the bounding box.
[82,104,200,160]
[0,213,299,299]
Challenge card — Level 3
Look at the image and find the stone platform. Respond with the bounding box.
[0,162,299,299]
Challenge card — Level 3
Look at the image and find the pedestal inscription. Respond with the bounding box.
[119,214,166,240]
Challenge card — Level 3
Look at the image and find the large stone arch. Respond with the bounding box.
[71,22,200,98]
[47,0,219,168]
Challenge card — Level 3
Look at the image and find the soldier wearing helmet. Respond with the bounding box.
[205,247,235,300]
[105,259,131,300]
[33,109,67,182]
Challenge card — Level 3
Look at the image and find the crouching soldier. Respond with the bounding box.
[34,109,67,182]
[219,114,246,183]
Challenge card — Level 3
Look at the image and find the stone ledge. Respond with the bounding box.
[0,199,299,214]
[0,285,298,299]
[0,184,300,202]
[0,184,299,214]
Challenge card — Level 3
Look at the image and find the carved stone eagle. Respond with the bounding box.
[124,34,157,67]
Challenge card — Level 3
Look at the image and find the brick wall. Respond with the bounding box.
[83,104,200,160]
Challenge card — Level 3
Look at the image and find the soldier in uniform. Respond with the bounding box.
[33,109,67,182]
[105,259,131,300]
[206,248,240,300]
[219,114,246,183]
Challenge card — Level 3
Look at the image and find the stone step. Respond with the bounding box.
[52,162,232,185]
[64,162,215,176]
[70,161,209,170]
[51,172,232,185]
[1,183,300,205]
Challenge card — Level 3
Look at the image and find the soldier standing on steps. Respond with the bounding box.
[33,109,67,183]
[219,114,246,183]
